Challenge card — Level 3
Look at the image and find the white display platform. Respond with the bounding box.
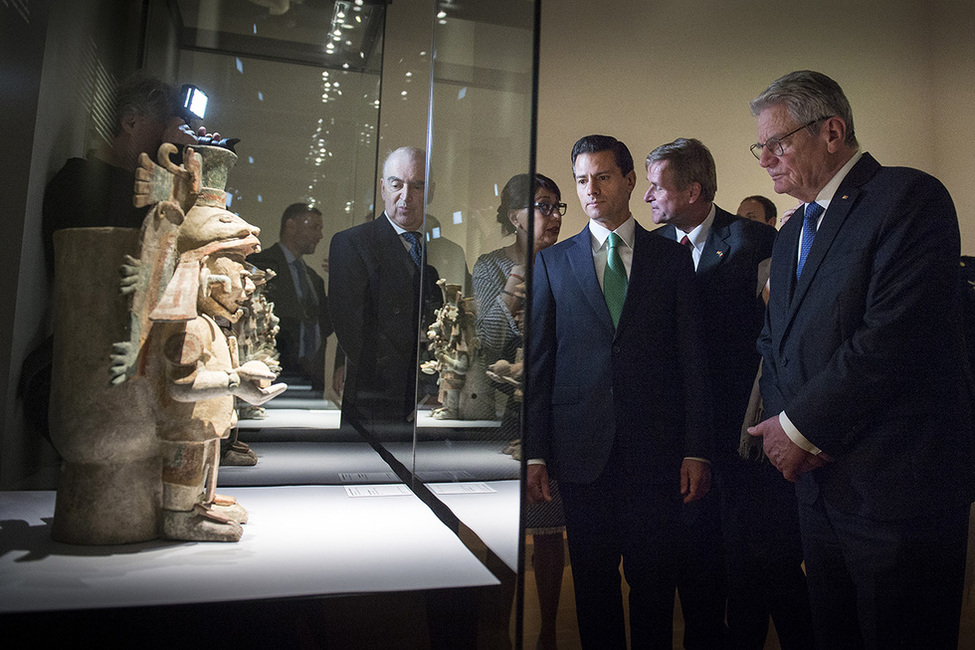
[236,408,341,430]
[0,486,499,614]
[236,408,501,431]
[218,442,398,486]
[428,480,521,572]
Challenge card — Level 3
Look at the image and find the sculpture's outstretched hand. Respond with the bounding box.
[233,381,287,406]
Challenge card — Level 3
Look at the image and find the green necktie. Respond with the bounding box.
[604,232,628,327]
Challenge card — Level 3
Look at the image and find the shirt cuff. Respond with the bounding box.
[527,458,546,466]
[683,456,710,464]
[779,411,822,455]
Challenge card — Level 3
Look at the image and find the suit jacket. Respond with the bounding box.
[759,153,975,519]
[248,243,331,383]
[524,220,713,486]
[328,214,442,426]
[654,207,777,463]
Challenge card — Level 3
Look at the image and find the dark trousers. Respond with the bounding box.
[799,494,969,649]
[718,460,813,650]
[676,486,728,649]
[561,468,681,650]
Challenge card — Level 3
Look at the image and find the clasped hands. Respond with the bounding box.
[747,415,831,482]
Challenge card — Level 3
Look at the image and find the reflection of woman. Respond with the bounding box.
[472,173,565,649]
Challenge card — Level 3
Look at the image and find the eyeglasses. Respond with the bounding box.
[750,116,831,160]
[535,201,567,217]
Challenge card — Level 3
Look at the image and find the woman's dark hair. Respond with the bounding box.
[496,173,561,236]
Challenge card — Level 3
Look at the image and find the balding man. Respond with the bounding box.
[328,147,441,433]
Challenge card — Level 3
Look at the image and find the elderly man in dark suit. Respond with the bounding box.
[747,70,975,649]
[249,203,331,390]
[646,137,811,649]
[328,146,441,434]
[525,134,713,649]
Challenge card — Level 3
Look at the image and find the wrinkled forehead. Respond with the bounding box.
[383,151,426,183]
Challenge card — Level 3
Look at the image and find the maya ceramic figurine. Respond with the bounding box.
[50,142,285,544]
[133,144,286,542]
[421,280,493,420]
[230,267,282,429]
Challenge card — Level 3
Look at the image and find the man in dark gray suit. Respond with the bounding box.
[647,137,811,649]
[328,147,441,433]
[525,134,713,649]
[748,70,975,649]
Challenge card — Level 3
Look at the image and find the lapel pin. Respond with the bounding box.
[716,251,724,257]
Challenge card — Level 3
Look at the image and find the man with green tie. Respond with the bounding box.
[525,134,713,649]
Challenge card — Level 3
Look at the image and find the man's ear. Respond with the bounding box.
[823,116,848,153]
[687,182,702,204]
[624,170,636,193]
[120,109,140,135]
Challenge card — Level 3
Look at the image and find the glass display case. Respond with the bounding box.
[1,0,539,646]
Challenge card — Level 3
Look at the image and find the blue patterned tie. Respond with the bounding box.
[604,232,628,327]
[796,202,824,279]
[403,231,423,267]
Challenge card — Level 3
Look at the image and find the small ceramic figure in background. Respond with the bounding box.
[421,279,493,420]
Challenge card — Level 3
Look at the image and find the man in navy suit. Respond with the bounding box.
[249,203,331,390]
[328,147,441,434]
[525,134,713,649]
[647,138,811,649]
[747,70,975,649]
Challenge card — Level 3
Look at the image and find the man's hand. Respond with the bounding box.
[748,415,828,482]
[526,464,552,504]
[680,458,711,503]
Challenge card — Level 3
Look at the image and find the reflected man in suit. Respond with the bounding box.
[249,203,331,390]
[647,138,811,649]
[747,70,975,649]
[328,146,441,433]
[525,134,713,649]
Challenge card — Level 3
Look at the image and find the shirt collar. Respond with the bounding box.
[589,214,636,251]
[677,204,716,250]
[384,211,410,235]
[280,243,301,263]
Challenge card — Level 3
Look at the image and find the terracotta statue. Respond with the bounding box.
[134,144,286,541]
[49,141,285,544]
[421,279,493,420]
[226,267,281,459]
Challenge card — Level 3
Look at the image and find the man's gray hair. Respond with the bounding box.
[646,138,717,203]
[750,70,858,147]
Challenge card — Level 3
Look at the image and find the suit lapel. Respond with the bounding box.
[782,154,881,333]
[565,227,615,331]
[268,244,302,314]
[616,223,652,337]
[698,209,732,276]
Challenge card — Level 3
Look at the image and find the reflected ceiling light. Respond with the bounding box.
[437,11,446,18]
